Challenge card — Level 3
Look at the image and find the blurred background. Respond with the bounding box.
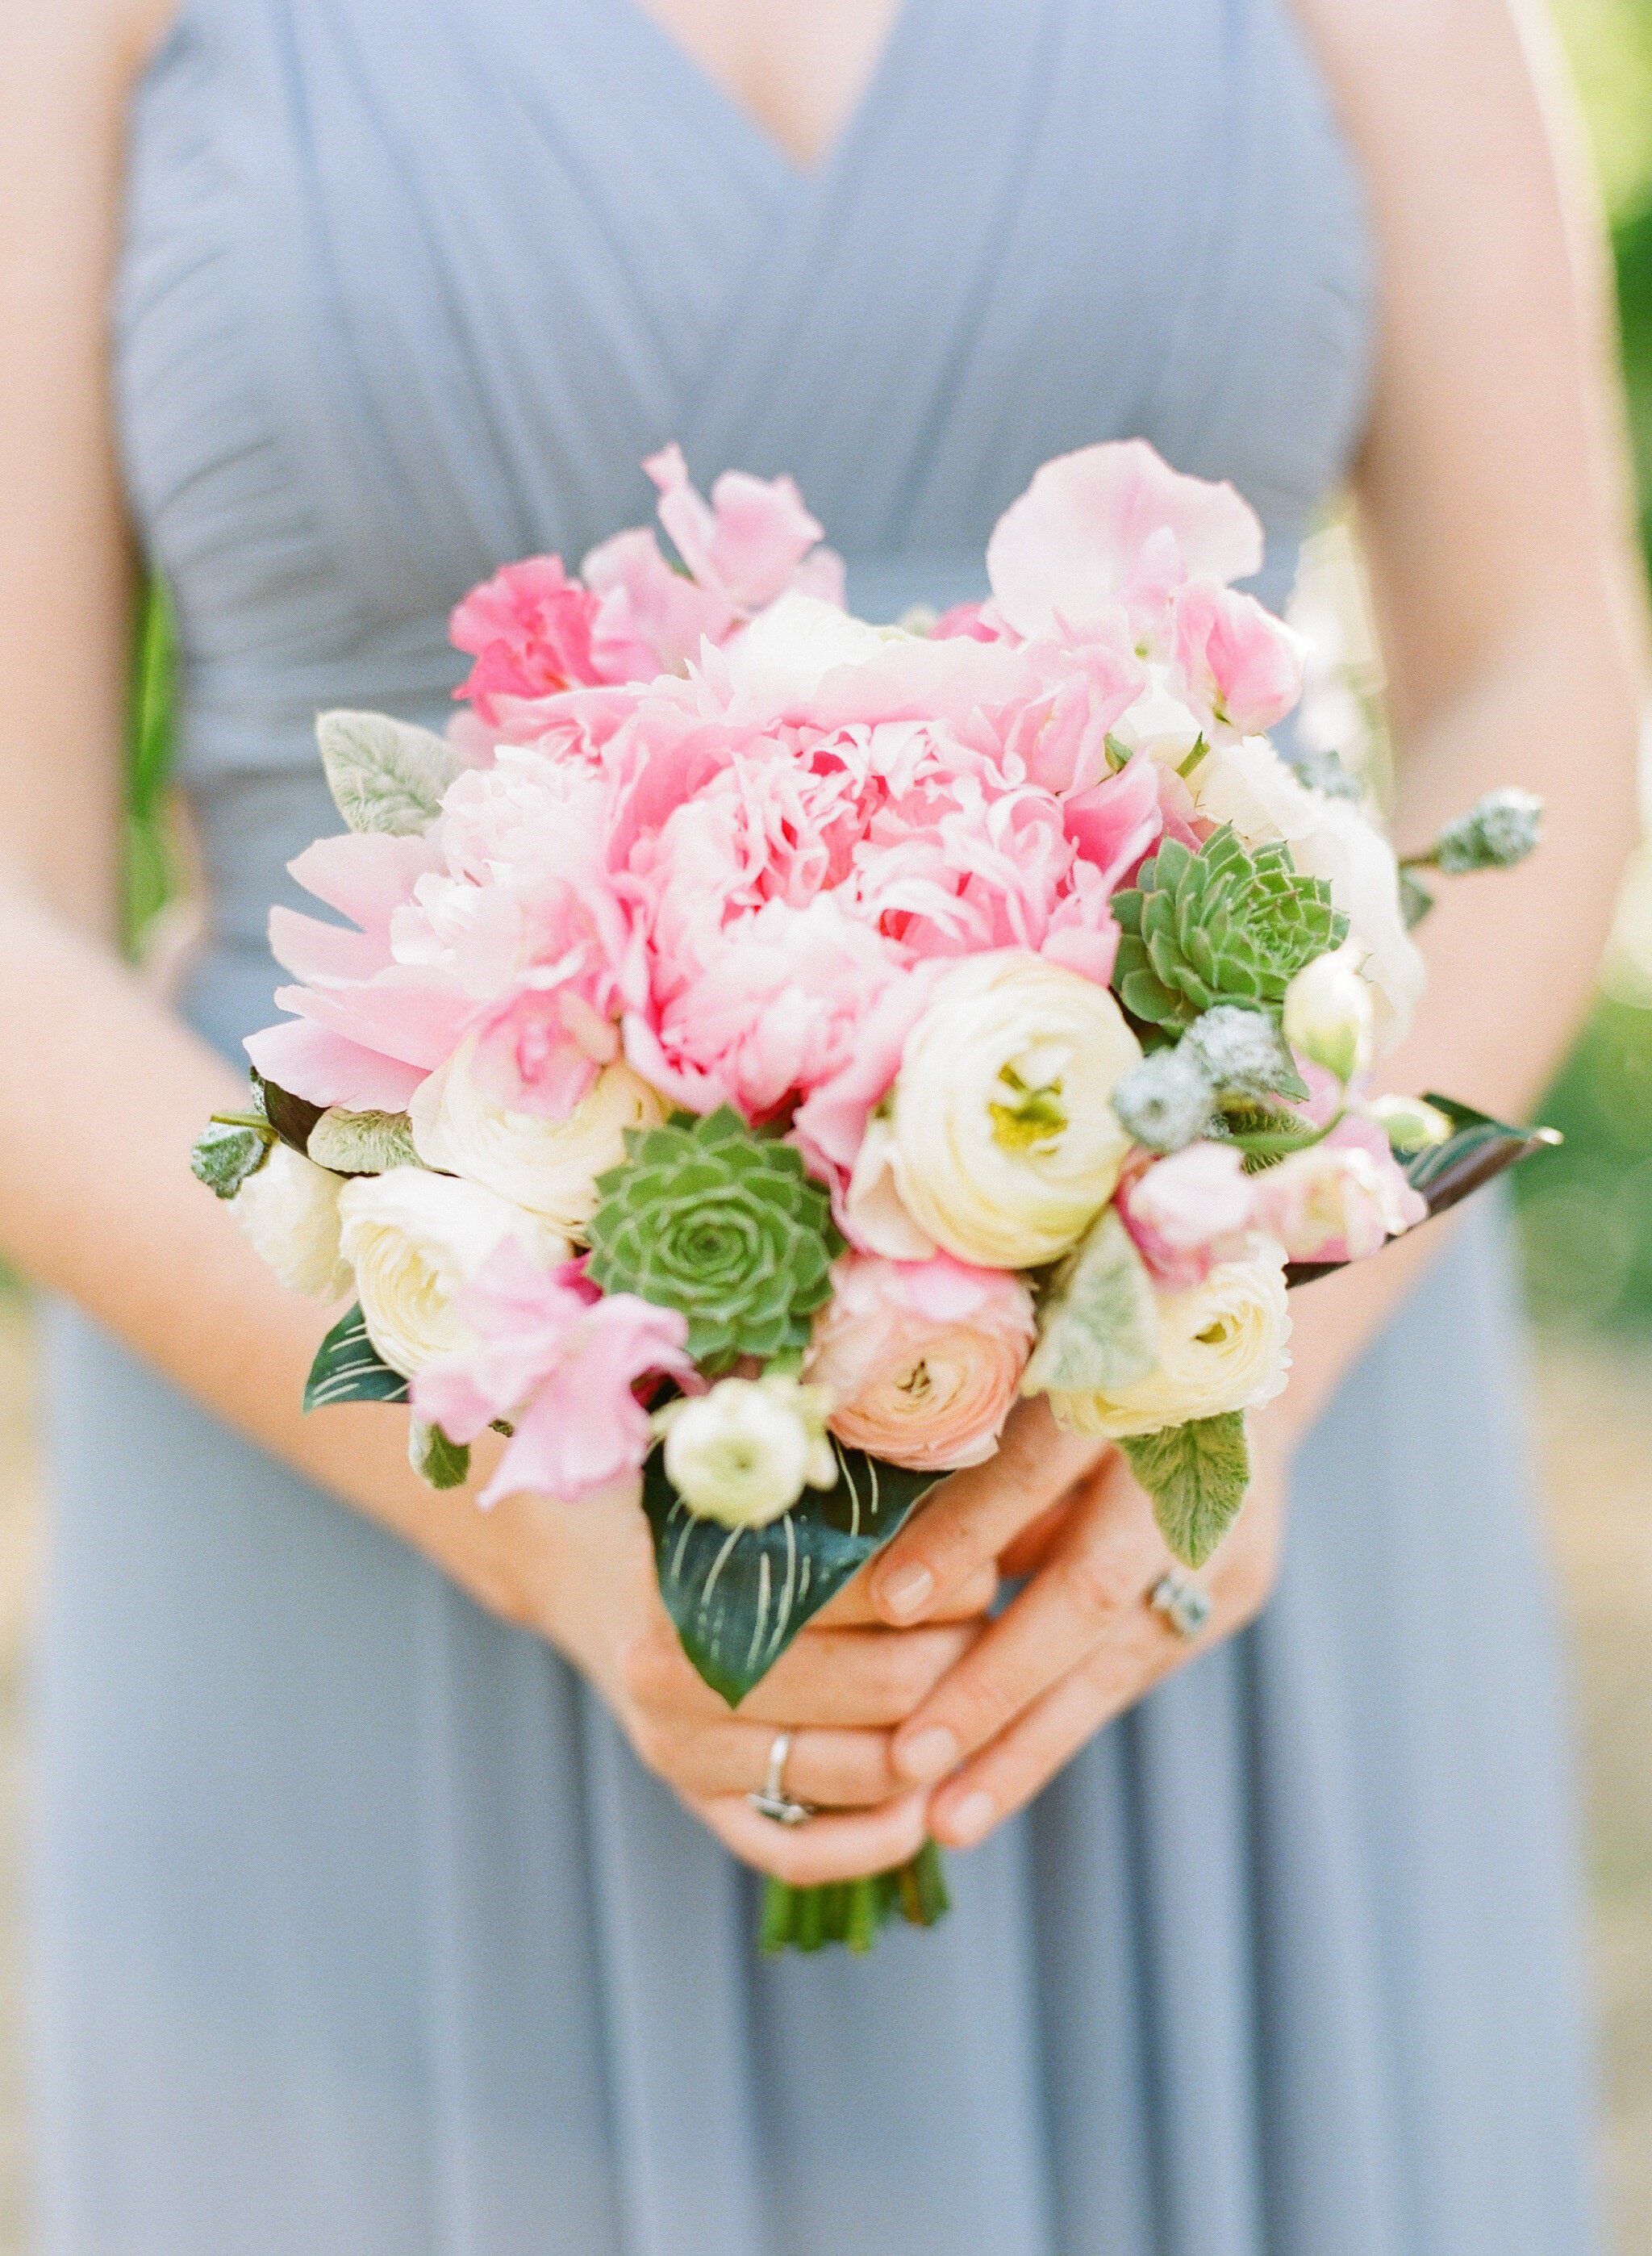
[2,3,1652,2248]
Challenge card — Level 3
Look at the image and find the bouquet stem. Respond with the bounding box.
[758,1841,950,1955]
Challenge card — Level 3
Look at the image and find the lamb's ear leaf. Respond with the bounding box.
[316,709,461,836]
[302,1304,410,1411]
[307,1107,420,1175]
[642,1442,942,1707]
[1121,1413,1250,1569]
[1021,1209,1158,1397]
[410,1418,470,1490]
[190,1118,273,1200]
[1284,1095,1559,1288]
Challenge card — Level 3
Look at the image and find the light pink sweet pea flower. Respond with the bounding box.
[986,439,1264,646]
[1116,1143,1258,1289]
[449,556,608,722]
[645,442,845,614]
[791,966,943,1215]
[1252,1117,1426,1265]
[929,601,1000,643]
[582,526,735,679]
[411,1243,696,1507]
[806,1252,1036,1472]
[1169,579,1307,737]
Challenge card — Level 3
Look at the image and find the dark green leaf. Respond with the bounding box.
[1121,1413,1250,1568]
[302,1303,410,1411]
[410,1418,470,1489]
[190,1118,273,1200]
[1399,868,1435,930]
[255,1074,327,1158]
[643,1440,943,1706]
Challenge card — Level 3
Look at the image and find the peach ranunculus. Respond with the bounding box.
[805,1252,1036,1473]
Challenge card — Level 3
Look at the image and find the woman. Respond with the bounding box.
[2,0,1644,2248]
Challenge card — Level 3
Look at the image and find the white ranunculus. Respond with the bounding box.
[657,1374,838,1529]
[1192,736,1425,1048]
[1048,1246,1291,1438]
[336,1168,567,1377]
[889,951,1142,1268]
[411,1039,664,1232]
[233,1144,353,1300]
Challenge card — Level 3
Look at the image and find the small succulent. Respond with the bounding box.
[586,1107,840,1369]
[1110,825,1348,1034]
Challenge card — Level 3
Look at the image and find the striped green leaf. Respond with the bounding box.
[302,1303,409,1412]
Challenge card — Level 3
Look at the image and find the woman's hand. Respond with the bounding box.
[437,1468,997,1884]
[864,1398,1287,1848]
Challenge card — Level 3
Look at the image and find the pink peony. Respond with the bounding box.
[986,439,1264,646]
[449,557,607,721]
[1169,579,1306,737]
[1252,1118,1427,1265]
[411,1243,696,1507]
[1116,1143,1258,1289]
[806,1252,1036,1472]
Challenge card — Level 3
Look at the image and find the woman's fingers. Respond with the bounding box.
[695,1785,932,1887]
[926,1613,1183,1846]
[888,1455,1166,1784]
[665,1721,904,1807]
[867,1399,1108,1626]
[736,1621,983,1728]
[819,1558,999,1628]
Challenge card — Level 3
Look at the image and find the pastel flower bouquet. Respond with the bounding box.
[194,441,1551,1953]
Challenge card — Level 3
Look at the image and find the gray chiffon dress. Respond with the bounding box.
[33,1,1600,2250]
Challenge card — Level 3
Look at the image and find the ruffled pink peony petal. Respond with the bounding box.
[244,1017,428,1110]
[268,905,390,985]
[287,832,440,934]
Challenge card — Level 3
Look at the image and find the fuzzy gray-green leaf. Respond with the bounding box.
[410,1418,470,1490]
[191,1118,274,1200]
[307,1106,420,1175]
[316,709,461,836]
[1022,1209,1159,1397]
[1122,1413,1251,1568]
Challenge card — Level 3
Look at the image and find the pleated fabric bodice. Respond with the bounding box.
[116,0,1374,952]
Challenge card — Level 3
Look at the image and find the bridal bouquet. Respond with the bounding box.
[192,440,1548,1951]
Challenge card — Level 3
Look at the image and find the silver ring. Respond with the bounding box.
[746,1732,816,1827]
[1149,1570,1213,1641]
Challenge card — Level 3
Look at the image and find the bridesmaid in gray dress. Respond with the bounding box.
[6,0,1645,2250]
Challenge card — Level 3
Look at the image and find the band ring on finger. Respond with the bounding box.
[1148,1569,1212,1641]
[746,1732,816,1827]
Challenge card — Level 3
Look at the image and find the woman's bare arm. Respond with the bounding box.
[0,0,979,1886]
[866,0,1650,1844]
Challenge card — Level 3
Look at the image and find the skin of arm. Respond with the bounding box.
[0,0,995,1888]
[866,0,1651,1850]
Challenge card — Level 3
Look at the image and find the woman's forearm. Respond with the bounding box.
[1278,608,1643,1441]
[0,877,457,1552]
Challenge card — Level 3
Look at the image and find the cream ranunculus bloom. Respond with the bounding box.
[1048,1244,1291,1438]
[336,1167,569,1377]
[1191,735,1425,1049]
[889,951,1143,1268]
[411,1038,664,1233]
[233,1143,353,1300]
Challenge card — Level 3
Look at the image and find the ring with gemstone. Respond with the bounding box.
[1148,1569,1213,1641]
[747,1732,816,1826]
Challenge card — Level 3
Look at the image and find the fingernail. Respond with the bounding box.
[941,1790,995,1847]
[895,1725,959,1783]
[880,1565,935,1621]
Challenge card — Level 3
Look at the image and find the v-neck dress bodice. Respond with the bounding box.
[33,6,1595,2252]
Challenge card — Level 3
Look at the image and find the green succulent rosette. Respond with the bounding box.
[1110,825,1348,1034]
[586,1105,841,1369]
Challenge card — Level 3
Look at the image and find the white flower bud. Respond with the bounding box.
[336,1168,568,1377]
[1366,1092,1453,1155]
[232,1144,352,1300]
[1282,948,1373,1085]
[657,1375,838,1529]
